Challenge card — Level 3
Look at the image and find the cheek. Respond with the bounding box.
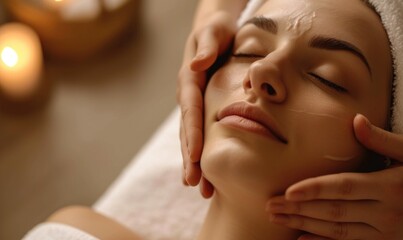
[285,98,366,177]
[200,133,258,192]
[204,64,247,121]
[361,84,391,130]
[206,64,245,94]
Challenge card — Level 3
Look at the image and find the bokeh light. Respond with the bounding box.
[1,46,19,68]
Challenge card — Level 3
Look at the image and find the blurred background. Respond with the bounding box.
[0,0,197,239]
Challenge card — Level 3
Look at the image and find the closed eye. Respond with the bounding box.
[309,73,348,93]
[232,53,264,58]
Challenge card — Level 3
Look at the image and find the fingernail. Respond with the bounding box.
[192,53,206,62]
[186,139,190,159]
[185,166,192,184]
[287,190,307,201]
[188,150,196,163]
[183,176,189,186]
[188,144,199,163]
[187,148,191,162]
[269,214,290,224]
[266,202,285,213]
[187,141,194,162]
[363,116,372,130]
[357,113,371,129]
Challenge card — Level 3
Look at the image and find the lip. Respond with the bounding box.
[217,102,288,144]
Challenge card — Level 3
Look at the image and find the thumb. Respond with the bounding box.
[354,114,403,161]
[191,26,235,72]
[190,28,219,72]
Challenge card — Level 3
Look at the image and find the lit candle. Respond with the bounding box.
[0,23,43,101]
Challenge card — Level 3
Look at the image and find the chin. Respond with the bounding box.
[201,130,284,201]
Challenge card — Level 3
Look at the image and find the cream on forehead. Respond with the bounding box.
[285,0,316,37]
[254,0,317,37]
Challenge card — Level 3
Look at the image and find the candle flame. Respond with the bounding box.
[1,46,19,68]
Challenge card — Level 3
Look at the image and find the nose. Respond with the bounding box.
[243,57,287,103]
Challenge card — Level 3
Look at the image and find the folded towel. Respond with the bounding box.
[368,0,403,133]
[22,223,99,240]
[94,108,209,240]
[238,0,403,134]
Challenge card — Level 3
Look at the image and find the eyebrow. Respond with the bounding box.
[244,16,278,34]
[243,16,372,76]
[309,36,372,76]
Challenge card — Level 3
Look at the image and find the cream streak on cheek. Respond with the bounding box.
[323,155,357,162]
[287,108,350,123]
[287,108,358,162]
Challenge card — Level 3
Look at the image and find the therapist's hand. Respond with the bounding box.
[177,11,236,198]
[266,114,403,240]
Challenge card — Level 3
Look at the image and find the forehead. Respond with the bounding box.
[253,0,392,83]
[254,0,379,38]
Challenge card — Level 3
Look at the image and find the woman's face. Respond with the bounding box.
[201,0,392,200]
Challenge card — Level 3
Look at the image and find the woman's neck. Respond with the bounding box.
[196,191,300,240]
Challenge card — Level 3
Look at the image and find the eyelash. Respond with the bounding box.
[308,73,347,93]
[232,52,264,58]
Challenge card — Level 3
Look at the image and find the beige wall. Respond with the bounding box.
[0,1,197,239]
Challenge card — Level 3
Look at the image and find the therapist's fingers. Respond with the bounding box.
[178,65,206,164]
[187,162,202,187]
[283,172,383,202]
[200,175,214,198]
[267,196,403,239]
[282,167,403,208]
[297,234,333,240]
[180,117,187,166]
[190,27,220,72]
[178,12,236,192]
[190,24,234,72]
[266,197,402,233]
[181,22,234,162]
[180,117,190,186]
[354,114,403,161]
[180,109,202,186]
[180,101,214,192]
[267,197,380,227]
[268,214,382,240]
[177,28,206,166]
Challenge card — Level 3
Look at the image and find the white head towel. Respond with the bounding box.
[239,0,403,133]
[368,0,403,133]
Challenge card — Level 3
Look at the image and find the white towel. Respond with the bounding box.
[368,0,403,133]
[93,108,209,240]
[22,223,99,240]
[238,0,403,134]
